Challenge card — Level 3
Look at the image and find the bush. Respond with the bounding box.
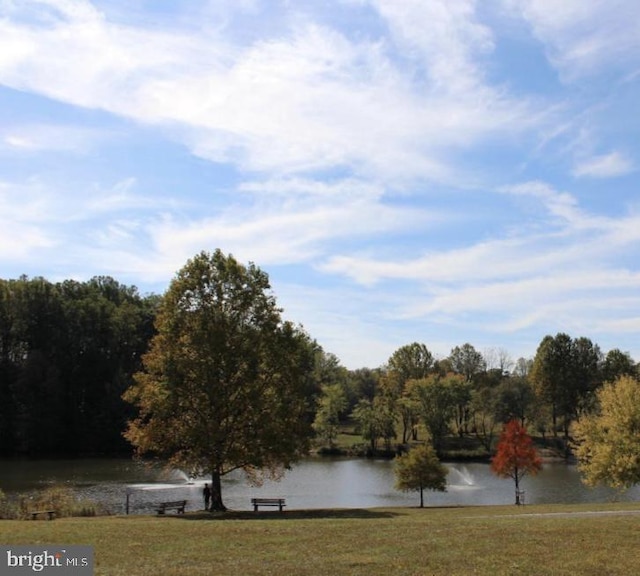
[16,485,108,519]
[0,489,21,519]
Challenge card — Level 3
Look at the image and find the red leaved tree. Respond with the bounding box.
[491,419,542,505]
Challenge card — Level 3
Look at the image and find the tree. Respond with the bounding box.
[449,343,485,434]
[387,342,434,382]
[449,343,486,382]
[491,419,542,504]
[573,375,640,490]
[313,384,348,448]
[494,376,535,426]
[513,357,533,378]
[530,333,601,450]
[530,333,572,435]
[601,349,636,384]
[351,396,396,453]
[349,367,380,402]
[395,442,448,507]
[470,386,500,452]
[0,275,154,456]
[123,250,315,511]
[484,347,514,374]
[411,374,458,454]
[385,343,434,443]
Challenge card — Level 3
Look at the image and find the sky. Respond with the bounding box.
[1,0,639,370]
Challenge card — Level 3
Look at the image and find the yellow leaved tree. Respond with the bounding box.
[573,375,640,490]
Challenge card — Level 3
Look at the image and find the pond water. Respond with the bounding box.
[1,458,638,514]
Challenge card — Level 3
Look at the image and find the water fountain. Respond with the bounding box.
[447,465,479,490]
[125,468,200,513]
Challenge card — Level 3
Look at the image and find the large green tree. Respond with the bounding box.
[123,250,315,511]
[530,333,601,448]
[449,343,485,435]
[410,374,459,454]
[385,343,434,443]
[573,375,640,490]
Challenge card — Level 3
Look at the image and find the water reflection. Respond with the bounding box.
[1,458,638,514]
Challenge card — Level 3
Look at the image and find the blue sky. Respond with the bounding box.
[1,0,639,369]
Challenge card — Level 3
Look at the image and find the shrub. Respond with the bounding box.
[17,485,108,519]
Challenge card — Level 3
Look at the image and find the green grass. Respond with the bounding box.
[3,503,640,575]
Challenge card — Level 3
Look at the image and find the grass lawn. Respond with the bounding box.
[2,503,640,575]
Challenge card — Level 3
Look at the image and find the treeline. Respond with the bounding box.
[0,276,158,456]
[1,275,637,458]
[312,340,639,458]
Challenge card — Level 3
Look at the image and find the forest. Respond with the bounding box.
[0,276,158,455]
[0,274,637,458]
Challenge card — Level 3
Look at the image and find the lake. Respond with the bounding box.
[1,458,638,514]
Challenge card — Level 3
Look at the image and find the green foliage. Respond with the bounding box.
[123,250,315,510]
[530,333,601,442]
[394,442,448,507]
[0,275,156,456]
[449,343,486,382]
[573,375,640,490]
[409,374,460,453]
[313,384,348,447]
[387,343,434,383]
[349,367,380,402]
[602,349,637,384]
[351,397,396,452]
[493,376,535,425]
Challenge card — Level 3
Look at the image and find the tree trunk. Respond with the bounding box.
[419,485,424,508]
[210,470,226,511]
[401,411,410,444]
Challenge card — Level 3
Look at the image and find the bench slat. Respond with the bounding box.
[251,498,286,511]
[30,510,56,520]
[156,500,187,515]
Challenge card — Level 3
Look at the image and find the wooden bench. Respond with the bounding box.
[251,498,286,512]
[30,510,56,520]
[156,500,187,515]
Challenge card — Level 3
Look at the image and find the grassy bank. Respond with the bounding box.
[2,503,640,575]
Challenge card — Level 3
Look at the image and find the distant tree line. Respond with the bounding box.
[0,276,158,456]
[1,271,638,460]
[312,339,638,459]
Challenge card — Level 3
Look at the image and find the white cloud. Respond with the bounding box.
[368,0,494,94]
[0,0,539,183]
[320,182,640,350]
[0,123,112,153]
[0,175,165,267]
[0,179,59,259]
[572,151,634,178]
[1,1,639,368]
[505,0,640,79]
[142,177,435,271]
